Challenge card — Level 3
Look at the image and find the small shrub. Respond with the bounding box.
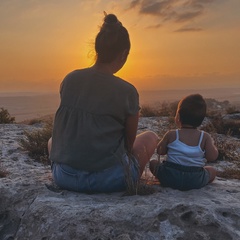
[0,107,15,124]
[226,106,240,114]
[212,136,239,161]
[140,101,178,117]
[27,118,43,125]
[205,98,231,114]
[217,168,240,180]
[201,114,240,137]
[168,101,178,117]
[157,102,170,116]
[19,119,53,164]
[140,105,160,117]
[223,120,240,137]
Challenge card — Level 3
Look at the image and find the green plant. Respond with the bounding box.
[19,119,53,164]
[0,107,15,124]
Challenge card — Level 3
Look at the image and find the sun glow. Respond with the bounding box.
[0,1,240,92]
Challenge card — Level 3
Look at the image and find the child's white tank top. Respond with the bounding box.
[166,129,206,167]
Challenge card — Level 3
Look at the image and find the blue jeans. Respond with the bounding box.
[52,154,139,193]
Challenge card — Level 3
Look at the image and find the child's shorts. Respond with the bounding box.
[51,154,139,193]
[156,161,210,191]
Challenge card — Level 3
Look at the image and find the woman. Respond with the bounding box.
[48,13,158,193]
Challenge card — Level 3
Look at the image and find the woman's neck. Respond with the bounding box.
[180,124,197,129]
[92,63,114,75]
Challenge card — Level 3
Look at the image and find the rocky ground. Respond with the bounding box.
[0,118,240,240]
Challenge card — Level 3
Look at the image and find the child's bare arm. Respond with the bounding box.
[204,132,218,161]
[157,131,169,155]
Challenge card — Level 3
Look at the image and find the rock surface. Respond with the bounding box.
[0,120,240,240]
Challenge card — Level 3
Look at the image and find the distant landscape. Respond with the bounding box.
[0,87,240,122]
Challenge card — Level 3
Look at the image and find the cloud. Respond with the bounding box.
[146,23,162,29]
[174,10,203,23]
[129,0,141,9]
[174,27,203,32]
[127,0,216,29]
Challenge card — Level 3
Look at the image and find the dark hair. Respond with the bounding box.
[178,94,206,127]
[95,14,130,63]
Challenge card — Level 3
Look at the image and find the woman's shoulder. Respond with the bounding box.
[113,75,138,91]
[65,68,90,78]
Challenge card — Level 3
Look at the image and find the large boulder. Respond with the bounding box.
[0,122,240,240]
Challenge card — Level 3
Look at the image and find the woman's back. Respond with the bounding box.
[50,68,139,172]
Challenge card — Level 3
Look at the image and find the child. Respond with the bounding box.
[150,94,218,191]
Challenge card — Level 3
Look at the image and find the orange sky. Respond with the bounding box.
[0,0,240,93]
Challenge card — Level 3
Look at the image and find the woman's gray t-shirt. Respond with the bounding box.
[50,68,139,172]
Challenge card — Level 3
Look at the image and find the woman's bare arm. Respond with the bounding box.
[125,112,139,153]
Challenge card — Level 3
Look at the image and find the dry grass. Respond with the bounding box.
[123,179,157,196]
[122,154,157,196]
[19,118,53,165]
[217,169,240,180]
[211,136,239,162]
[0,107,15,124]
[0,144,8,178]
[18,114,55,125]
[201,114,240,137]
[140,101,178,118]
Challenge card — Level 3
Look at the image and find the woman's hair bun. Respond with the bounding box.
[95,12,130,63]
[104,14,118,24]
[102,13,122,31]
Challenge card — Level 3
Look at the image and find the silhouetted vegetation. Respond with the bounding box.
[141,99,240,138]
[19,118,53,164]
[0,107,15,124]
[140,101,178,117]
[201,114,240,137]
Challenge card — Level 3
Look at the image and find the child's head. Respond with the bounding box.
[176,94,206,128]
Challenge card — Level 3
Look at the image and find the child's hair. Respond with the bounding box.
[178,94,206,127]
[95,13,130,63]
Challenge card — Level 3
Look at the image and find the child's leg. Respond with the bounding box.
[132,131,159,176]
[149,160,159,177]
[204,166,217,183]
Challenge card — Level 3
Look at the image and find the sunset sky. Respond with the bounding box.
[0,0,240,93]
